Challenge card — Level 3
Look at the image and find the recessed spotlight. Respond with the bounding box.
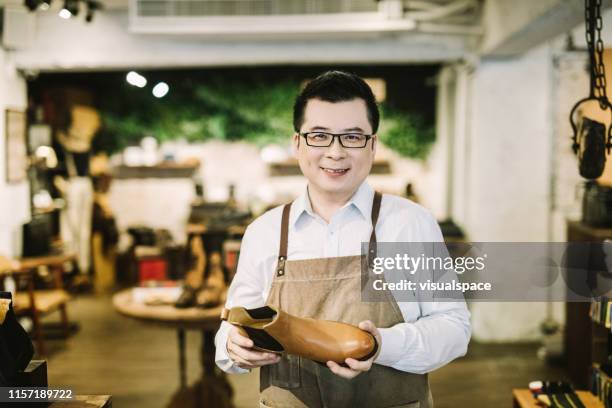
[58,8,71,18]
[63,0,79,16]
[126,71,147,88]
[152,82,169,98]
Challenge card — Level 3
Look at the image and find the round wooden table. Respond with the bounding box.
[112,288,231,403]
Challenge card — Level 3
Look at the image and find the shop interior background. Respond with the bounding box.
[1,0,611,407]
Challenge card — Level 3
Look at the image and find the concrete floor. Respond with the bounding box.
[38,294,569,407]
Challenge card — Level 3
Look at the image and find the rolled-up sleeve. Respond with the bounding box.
[375,210,471,373]
[375,300,471,373]
[214,223,270,374]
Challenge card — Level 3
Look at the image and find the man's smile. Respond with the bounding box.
[320,166,350,176]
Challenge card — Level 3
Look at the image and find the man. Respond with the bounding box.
[215,71,471,407]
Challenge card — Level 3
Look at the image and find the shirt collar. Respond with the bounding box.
[290,181,374,226]
[290,186,313,227]
[350,181,375,220]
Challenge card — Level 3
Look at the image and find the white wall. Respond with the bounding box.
[464,47,552,242]
[454,7,612,342]
[451,43,556,341]
[0,49,31,257]
[550,53,586,242]
[425,67,454,220]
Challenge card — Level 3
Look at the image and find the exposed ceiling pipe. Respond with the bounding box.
[404,1,442,11]
[405,0,479,21]
[417,22,483,36]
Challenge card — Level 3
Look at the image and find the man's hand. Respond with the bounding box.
[326,320,381,379]
[226,325,281,369]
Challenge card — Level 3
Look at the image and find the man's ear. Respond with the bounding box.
[371,134,377,155]
[292,133,300,157]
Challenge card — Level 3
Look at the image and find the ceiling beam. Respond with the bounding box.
[480,0,612,57]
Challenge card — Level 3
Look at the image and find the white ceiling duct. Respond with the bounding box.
[128,0,482,38]
[135,0,380,16]
[128,0,417,37]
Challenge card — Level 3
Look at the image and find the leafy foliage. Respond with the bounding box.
[379,105,435,159]
[95,79,434,158]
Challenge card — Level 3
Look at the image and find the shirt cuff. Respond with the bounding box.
[375,324,414,367]
[216,356,251,374]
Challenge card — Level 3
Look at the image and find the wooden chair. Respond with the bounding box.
[1,254,75,355]
[0,255,18,275]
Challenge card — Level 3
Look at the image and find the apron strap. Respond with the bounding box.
[368,191,383,266]
[276,190,382,275]
[276,203,291,276]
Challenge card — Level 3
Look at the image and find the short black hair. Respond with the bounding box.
[293,71,379,134]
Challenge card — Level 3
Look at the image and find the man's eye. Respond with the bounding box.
[310,133,329,140]
[344,133,364,141]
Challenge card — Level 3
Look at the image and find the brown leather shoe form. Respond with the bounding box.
[222,306,377,364]
[175,236,207,308]
[196,252,227,308]
[175,285,197,309]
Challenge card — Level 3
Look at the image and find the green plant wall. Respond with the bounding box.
[95,79,434,158]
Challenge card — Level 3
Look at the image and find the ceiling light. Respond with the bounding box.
[62,0,79,16]
[126,71,147,88]
[58,8,71,18]
[39,0,52,10]
[152,82,169,98]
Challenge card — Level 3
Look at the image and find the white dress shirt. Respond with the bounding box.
[214,181,471,374]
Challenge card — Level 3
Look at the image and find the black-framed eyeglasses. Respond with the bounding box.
[299,132,373,148]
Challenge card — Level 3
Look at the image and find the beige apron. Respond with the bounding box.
[259,192,432,408]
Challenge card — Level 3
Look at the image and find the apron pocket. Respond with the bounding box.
[269,354,301,389]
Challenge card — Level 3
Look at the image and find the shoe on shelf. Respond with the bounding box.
[221,305,377,364]
[175,236,207,309]
[175,285,198,308]
[196,286,226,309]
[196,252,227,309]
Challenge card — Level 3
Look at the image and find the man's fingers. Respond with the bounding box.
[229,341,280,362]
[235,346,279,362]
[326,361,360,379]
[227,326,281,368]
[345,358,370,371]
[358,320,381,360]
[230,351,279,369]
[229,327,254,348]
[358,320,375,333]
[228,352,257,369]
[233,352,279,368]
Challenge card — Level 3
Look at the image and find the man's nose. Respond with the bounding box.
[325,136,347,159]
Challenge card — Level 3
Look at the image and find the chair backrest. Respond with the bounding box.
[0,256,18,275]
[0,256,20,293]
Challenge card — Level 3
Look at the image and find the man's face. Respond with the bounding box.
[293,98,376,198]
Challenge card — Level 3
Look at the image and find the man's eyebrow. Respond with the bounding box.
[306,126,366,132]
[342,127,366,133]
